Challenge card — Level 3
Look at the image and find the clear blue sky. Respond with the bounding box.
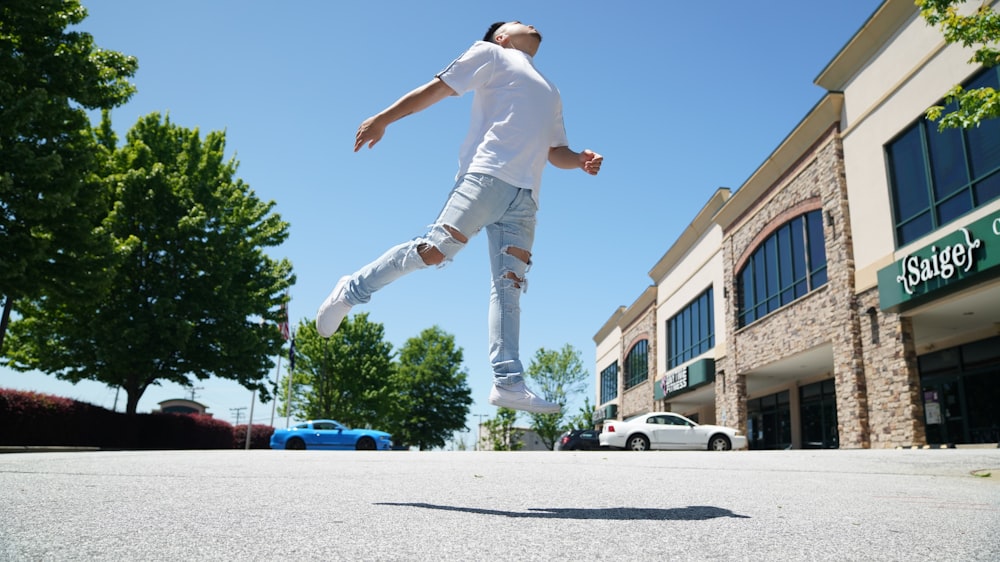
[1,1,883,443]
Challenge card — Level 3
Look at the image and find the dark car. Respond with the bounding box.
[554,429,602,451]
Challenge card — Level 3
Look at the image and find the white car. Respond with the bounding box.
[600,412,747,451]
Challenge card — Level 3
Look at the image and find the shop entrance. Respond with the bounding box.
[920,378,965,445]
[919,336,1000,445]
[747,390,790,450]
[800,379,839,448]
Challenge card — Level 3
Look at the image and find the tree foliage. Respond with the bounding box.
[282,318,472,450]
[3,113,294,414]
[482,407,523,451]
[564,396,595,431]
[525,344,589,450]
[388,326,472,450]
[0,0,137,349]
[282,314,394,428]
[918,0,1000,129]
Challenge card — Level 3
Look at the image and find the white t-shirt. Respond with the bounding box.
[437,41,568,202]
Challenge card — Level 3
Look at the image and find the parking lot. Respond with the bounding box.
[2,448,999,561]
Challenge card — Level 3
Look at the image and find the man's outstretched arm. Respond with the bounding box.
[549,146,603,175]
[355,78,457,152]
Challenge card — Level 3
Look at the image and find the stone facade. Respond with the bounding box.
[719,127,873,447]
[857,288,926,448]
[618,300,656,419]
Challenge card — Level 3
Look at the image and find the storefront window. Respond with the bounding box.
[623,340,648,390]
[736,210,827,327]
[919,336,1000,445]
[600,362,618,404]
[886,67,1000,246]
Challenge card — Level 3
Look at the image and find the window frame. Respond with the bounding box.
[623,339,649,390]
[599,361,619,404]
[736,210,828,328]
[667,288,715,369]
[885,66,1000,247]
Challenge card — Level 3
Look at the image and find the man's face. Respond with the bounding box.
[496,21,542,48]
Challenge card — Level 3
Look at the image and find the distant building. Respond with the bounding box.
[156,399,211,417]
[478,424,550,451]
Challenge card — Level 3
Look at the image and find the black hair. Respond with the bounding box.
[483,22,506,43]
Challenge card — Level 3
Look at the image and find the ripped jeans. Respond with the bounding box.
[342,173,536,387]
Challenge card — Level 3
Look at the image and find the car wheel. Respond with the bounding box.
[356,437,376,450]
[285,437,305,450]
[709,434,732,451]
[626,434,650,451]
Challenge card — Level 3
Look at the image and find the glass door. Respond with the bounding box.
[921,378,965,445]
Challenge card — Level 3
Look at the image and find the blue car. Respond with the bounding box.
[269,419,393,451]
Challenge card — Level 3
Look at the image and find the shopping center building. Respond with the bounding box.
[593,0,1000,448]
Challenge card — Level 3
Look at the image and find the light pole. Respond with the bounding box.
[475,413,488,451]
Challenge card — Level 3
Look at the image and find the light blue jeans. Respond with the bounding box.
[342,173,536,387]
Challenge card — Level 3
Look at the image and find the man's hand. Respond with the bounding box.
[355,116,386,152]
[549,146,604,174]
[579,149,603,176]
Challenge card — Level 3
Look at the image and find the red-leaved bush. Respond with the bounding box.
[233,424,275,449]
[0,388,268,450]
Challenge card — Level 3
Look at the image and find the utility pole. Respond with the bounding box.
[230,407,246,425]
[185,385,204,401]
[475,413,488,451]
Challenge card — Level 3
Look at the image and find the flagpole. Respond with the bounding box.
[286,330,295,428]
[273,291,291,429]
[269,352,281,427]
[244,389,255,450]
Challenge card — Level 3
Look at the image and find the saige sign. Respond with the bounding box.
[895,228,981,295]
[878,212,1000,311]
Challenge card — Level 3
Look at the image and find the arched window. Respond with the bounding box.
[624,339,649,390]
[737,210,827,327]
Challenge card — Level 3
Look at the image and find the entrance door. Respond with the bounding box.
[800,379,838,449]
[747,391,791,450]
[921,378,965,445]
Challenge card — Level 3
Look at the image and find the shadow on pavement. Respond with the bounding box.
[376,502,750,521]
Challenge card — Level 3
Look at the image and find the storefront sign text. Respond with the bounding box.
[660,366,688,396]
[878,212,1000,311]
[896,228,981,295]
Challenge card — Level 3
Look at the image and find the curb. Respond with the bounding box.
[0,446,100,454]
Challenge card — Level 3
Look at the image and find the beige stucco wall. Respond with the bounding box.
[654,225,725,380]
[840,5,994,290]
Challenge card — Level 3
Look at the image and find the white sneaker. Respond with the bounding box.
[488,381,560,414]
[316,276,352,338]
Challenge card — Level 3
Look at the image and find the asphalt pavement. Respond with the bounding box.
[1,448,998,561]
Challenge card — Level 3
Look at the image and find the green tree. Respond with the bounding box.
[388,326,472,450]
[525,344,589,450]
[564,396,595,431]
[482,407,523,451]
[3,113,293,414]
[918,0,1000,129]
[0,0,137,350]
[283,314,394,428]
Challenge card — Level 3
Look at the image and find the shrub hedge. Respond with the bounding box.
[0,388,267,450]
[233,424,275,449]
